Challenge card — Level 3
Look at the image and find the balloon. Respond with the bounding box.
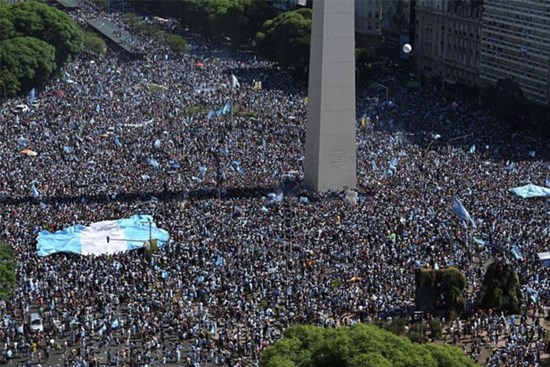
[403,44,412,54]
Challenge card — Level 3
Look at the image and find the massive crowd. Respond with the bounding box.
[0,5,548,367]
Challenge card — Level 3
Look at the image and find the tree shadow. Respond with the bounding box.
[357,85,549,164]
[0,185,274,207]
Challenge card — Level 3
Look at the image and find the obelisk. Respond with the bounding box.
[304,0,356,192]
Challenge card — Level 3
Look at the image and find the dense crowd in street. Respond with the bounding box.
[0,5,548,367]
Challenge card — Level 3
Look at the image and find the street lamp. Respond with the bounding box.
[377,83,389,104]
[413,310,424,340]
[377,83,389,125]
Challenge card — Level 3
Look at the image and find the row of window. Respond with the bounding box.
[484,1,550,15]
[483,15,550,32]
[481,35,550,58]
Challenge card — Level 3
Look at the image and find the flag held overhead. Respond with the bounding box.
[452,196,477,229]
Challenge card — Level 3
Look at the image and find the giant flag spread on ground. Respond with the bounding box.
[36,214,170,256]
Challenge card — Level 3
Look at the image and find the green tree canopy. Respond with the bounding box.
[7,1,83,67]
[0,10,16,40]
[415,267,467,318]
[0,36,56,93]
[165,34,189,53]
[261,324,479,367]
[83,32,107,55]
[477,260,521,314]
[177,0,276,47]
[256,8,312,75]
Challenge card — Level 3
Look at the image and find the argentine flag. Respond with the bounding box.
[30,183,40,199]
[230,74,240,89]
[36,214,170,256]
[28,88,36,104]
[452,197,477,229]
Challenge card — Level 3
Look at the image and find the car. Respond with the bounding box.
[29,313,43,332]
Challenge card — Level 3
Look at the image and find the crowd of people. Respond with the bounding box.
[0,3,548,367]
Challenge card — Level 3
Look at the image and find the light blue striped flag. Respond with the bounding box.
[28,88,36,104]
[31,183,40,199]
[36,214,170,256]
[452,197,476,229]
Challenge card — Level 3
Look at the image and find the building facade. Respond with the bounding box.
[480,0,550,105]
[380,0,413,57]
[415,0,483,87]
[355,0,383,47]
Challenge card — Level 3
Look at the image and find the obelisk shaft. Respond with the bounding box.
[304,0,357,192]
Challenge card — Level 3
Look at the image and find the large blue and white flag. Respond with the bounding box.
[510,246,523,260]
[30,183,40,200]
[28,88,36,104]
[232,160,244,174]
[267,191,283,204]
[371,160,377,172]
[18,136,28,149]
[207,110,215,121]
[452,197,477,229]
[216,102,231,116]
[230,74,240,89]
[36,214,170,256]
[510,184,550,198]
[148,158,159,169]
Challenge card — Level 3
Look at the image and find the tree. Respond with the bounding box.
[256,8,312,76]
[0,244,16,301]
[165,34,189,53]
[209,0,255,46]
[0,69,20,97]
[0,36,56,94]
[7,1,83,67]
[356,48,382,86]
[83,32,107,54]
[477,260,521,314]
[415,267,466,318]
[176,0,275,47]
[261,324,480,367]
[0,7,16,40]
[482,78,530,129]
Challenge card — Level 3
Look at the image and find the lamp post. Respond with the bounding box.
[377,83,389,125]
[414,310,424,340]
[377,83,389,104]
[148,217,152,244]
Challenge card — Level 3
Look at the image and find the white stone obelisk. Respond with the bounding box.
[304,0,356,192]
